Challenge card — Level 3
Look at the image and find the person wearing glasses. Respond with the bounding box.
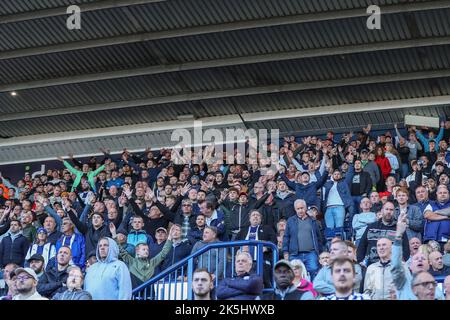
[391,212,444,299]
[12,267,48,300]
[411,271,439,300]
[52,266,92,300]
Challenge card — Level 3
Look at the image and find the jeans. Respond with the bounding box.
[351,196,362,215]
[324,205,346,229]
[289,251,319,280]
[400,163,409,179]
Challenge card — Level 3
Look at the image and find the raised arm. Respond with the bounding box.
[391,212,408,291]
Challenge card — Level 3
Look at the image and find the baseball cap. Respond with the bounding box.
[156,227,167,233]
[12,267,39,281]
[274,259,294,273]
[27,253,45,263]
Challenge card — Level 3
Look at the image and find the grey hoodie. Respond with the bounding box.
[84,237,132,300]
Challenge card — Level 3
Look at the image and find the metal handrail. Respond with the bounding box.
[132,240,278,299]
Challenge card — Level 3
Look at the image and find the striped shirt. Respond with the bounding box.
[320,292,371,300]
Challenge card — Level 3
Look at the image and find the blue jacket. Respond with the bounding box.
[423,200,450,242]
[412,200,431,214]
[216,273,264,300]
[207,209,227,241]
[187,227,205,245]
[127,230,154,248]
[106,178,124,189]
[322,165,354,209]
[160,240,192,271]
[283,215,323,256]
[84,237,132,300]
[280,172,327,210]
[56,232,86,269]
[416,127,444,152]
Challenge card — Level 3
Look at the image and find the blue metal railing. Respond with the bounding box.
[132,240,278,300]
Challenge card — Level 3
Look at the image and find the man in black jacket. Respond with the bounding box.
[258,260,314,300]
[350,159,372,215]
[0,219,29,268]
[37,246,71,298]
[357,201,409,266]
[236,210,277,287]
[67,205,110,257]
[229,191,271,241]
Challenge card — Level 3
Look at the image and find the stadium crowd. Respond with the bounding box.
[0,120,450,300]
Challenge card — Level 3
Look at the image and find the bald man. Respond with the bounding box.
[429,251,450,277]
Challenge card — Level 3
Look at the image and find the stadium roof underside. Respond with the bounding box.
[0,0,450,164]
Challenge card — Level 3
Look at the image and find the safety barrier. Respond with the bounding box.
[132,240,278,300]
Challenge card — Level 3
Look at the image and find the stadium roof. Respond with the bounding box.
[0,0,449,164]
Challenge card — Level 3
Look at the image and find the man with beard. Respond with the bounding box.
[357,201,409,266]
[12,267,47,300]
[192,269,215,300]
[37,246,71,298]
[258,260,314,300]
[320,256,370,300]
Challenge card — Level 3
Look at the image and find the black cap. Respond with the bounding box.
[27,253,45,263]
[117,228,128,236]
[87,250,97,260]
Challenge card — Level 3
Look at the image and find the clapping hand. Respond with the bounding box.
[109,222,117,238]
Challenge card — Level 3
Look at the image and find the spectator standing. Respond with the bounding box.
[0,219,29,268]
[37,246,71,298]
[52,265,92,300]
[84,237,132,300]
[283,199,323,279]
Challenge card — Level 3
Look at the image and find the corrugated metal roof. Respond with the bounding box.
[1,8,449,84]
[1,44,449,114]
[0,0,448,163]
[0,0,96,15]
[248,105,450,135]
[1,77,449,137]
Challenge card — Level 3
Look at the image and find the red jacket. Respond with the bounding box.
[374,156,391,180]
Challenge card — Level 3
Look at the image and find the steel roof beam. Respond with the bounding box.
[1,36,450,92]
[1,69,450,122]
[1,0,449,60]
[0,0,165,24]
[0,96,448,163]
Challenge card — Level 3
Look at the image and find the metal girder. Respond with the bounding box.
[0,0,165,24]
[2,36,450,92]
[1,0,450,60]
[0,96,448,165]
[1,69,450,122]
[0,115,244,147]
[242,95,450,122]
